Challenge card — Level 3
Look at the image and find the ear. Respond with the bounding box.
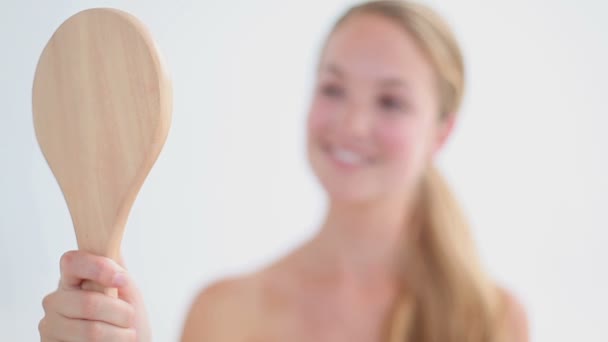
[432,112,457,156]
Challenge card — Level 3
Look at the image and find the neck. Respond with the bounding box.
[310,194,414,284]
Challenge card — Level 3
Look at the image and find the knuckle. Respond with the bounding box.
[41,293,54,312]
[85,321,104,341]
[37,318,46,335]
[91,258,110,281]
[59,251,76,271]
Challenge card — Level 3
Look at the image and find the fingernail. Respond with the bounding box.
[112,272,127,287]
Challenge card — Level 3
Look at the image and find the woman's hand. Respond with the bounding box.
[39,250,151,342]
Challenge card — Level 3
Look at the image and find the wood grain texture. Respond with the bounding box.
[32,8,172,265]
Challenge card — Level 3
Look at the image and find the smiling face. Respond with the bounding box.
[307,13,455,204]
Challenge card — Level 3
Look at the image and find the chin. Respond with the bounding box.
[323,182,372,203]
[308,142,380,203]
[312,161,381,204]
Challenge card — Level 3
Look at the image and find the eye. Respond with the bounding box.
[378,95,404,111]
[320,83,345,98]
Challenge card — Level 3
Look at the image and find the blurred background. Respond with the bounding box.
[1,0,606,340]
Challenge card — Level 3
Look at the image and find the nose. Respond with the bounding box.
[337,102,371,140]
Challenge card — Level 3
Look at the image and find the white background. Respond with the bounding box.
[1,0,606,341]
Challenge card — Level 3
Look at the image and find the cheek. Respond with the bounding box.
[307,107,324,138]
[307,97,335,139]
[375,122,415,158]
[374,118,431,176]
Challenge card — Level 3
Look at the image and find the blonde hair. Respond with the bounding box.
[325,1,507,341]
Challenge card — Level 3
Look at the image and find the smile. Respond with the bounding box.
[326,145,374,169]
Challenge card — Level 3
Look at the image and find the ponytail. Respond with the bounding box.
[387,166,503,341]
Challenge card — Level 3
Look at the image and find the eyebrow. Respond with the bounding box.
[322,63,344,78]
[321,63,409,88]
[379,78,408,88]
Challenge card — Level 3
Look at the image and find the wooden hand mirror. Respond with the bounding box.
[32,8,172,294]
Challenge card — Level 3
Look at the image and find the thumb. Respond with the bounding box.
[115,270,140,304]
[59,250,126,290]
[113,253,140,304]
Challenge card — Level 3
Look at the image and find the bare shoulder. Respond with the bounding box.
[498,286,530,342]
[180,275,259,341]
[180,248,308,341]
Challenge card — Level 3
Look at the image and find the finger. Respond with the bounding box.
[59,250,125,290]
[43,290,135,328]
[38,317,65,342]
[39,318,56,342]
[38,315,63,341]
[41,311,136,342]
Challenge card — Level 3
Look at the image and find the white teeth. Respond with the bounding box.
[332,147,365,165]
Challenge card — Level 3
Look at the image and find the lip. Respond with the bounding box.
[322,143,370,172]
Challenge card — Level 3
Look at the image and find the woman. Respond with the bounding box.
[38,1,529,341]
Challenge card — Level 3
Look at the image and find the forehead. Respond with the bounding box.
[321,13,435,84]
